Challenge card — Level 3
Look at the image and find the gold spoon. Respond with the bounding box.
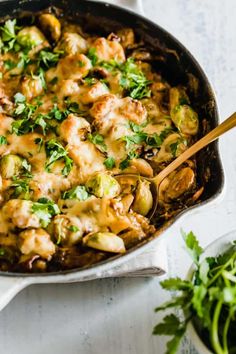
[117,112,236,220]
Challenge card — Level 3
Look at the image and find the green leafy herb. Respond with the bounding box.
[0,135,7,145]
[119,150,139,170]
[62,185,89,201]
[32,197,60,228]
[45,139,73,176]
[10,178,31,199]
[153,231,236,354]
[87,133,107,153]
[67,225,79,232]
[21,158,32,177]
[34,137,44,152]
[38,49,60,68]
[4,59,16,71]
[0,19,20,52]
[87,47,98,66]
[104,156,115,169]
[119,58,151,99]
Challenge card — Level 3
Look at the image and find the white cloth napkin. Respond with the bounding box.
[98,240,168,277]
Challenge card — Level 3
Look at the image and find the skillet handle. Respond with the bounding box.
[96,0,144,15]
[0,276,29,311]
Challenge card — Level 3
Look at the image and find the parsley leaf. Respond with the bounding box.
[0,19,20,52]
[104,156,115,169]
[182,230,203,265]
[0,135,7,145]
[62,186,89,200]
[38,49,60,68]
[10,178,31,199]
[87,47,98,66]
[45,139,73,176]
[119,58,151,99]
[87,133,107,153]
[67,225,79,232]
[32,198,60,228]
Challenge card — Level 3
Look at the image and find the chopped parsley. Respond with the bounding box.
[87,133,107,153]
[62,185,89,200]
[67,225,79,232]
[34,137,44,152]
[31,197,60,228]
[119,150,139,170]
[38,49,60,68]
[104,156,115,169]
[0,135,7,145]
[87,47,98,66]
[45,139,73,176]
[0,19,20,53]
[10,178,31,199]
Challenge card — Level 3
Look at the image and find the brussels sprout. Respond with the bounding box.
[83,232,125,253]
[85,173,120,198]
[39,14,61,42]
[132,180,153,216]
[21,75,45,100]
[53,215,82,246]
[171,104,199,136]
[166,167,195,200]
[17,26,46,48]
[0,154,23,178]
[56,32,87,55]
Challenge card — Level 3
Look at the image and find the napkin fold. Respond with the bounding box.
[98,240,168,278]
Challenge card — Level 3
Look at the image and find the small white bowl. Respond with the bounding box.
[186,230,236,354]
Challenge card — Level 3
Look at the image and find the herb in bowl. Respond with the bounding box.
[153,231,236,354]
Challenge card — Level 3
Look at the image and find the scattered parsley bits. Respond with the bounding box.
[34,137,44,152]
[45,139,73,176]
[87,47,98,66]
[0,135,7,145]
[0,19,19,53]
[10,178,31,199]
[62,185,89,201]
[38,49,60,68]
[104,157,115,169]
[31,198,60,228]
[87,133,107,153]
[67,225,79,232]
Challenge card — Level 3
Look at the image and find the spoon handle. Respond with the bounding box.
[154,112,236,185]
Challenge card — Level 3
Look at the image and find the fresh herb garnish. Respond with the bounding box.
[34,137,44,152]
[0,135,7,145]
[10,178,31,199]
[87,47,98,66]
[87,133,107,153]
[45,139,73,176]
[119,150,139,170]
[62,185,89,200]
[38,49,60,68]
[104,156,115,169]
[32,197,60,228]
[0,19,20,53]
[153,231,236,354]
[67,225,79,232]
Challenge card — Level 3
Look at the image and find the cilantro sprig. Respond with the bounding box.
[62,185,90,200]
[153,231,236,354]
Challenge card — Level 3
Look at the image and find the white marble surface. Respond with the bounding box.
[0,0,236,353]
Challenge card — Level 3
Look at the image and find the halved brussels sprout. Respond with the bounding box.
[171,104,199,136]
[132,180,153,216]
[39,14,61,42]
[83,232,125,253]
[21,75,45,100]
[166,167,195,200]
[0,154,23,179]
[17,26,46,48]
[85,172,120,198]
[53,214,82,246]
[56,32,87,55]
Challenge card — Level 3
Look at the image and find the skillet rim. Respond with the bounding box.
[0,0,225,278]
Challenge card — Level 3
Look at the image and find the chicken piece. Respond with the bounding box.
[80,81,109,105]
[56,32,88,55]
[92,37,125,63]
[67,141,105,184]
[19,228,56,260]
[21,75,44,101]
[90,94,147,134]
[1,199,40,229]
[46,53,92,82]
[59,114,91,145]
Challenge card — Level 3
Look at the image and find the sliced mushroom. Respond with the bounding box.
[39,14,61,42]
[83,232,125,253]
[159,167,195,203]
